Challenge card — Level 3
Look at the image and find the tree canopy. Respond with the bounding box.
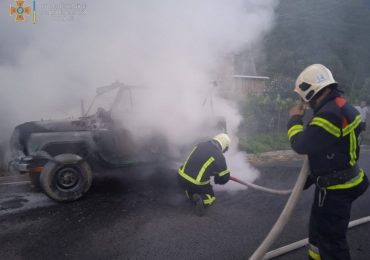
[258,0,370,103]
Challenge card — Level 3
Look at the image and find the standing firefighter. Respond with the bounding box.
[287,64,369,260]
[178,133,231,215]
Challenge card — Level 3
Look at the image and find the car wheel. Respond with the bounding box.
[40,158,92,202]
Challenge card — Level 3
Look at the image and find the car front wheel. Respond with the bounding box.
[40,155,92,202]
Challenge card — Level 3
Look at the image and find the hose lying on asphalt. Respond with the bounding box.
[249,156,310,260]
[263,216,370,259]
[229,176,292,195]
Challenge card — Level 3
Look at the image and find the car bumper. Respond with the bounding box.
[13,162,30,172]
[10,157,44,173]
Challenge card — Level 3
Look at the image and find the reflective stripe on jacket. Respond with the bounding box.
[178,140,230,186]
[287,90,364,190]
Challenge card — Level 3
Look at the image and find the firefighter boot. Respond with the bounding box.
[192,193,206,216]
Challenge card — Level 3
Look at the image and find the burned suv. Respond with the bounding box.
[10,82,226,202]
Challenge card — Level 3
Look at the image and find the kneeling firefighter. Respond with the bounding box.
[287,64,369,260]
[178,133,231,214]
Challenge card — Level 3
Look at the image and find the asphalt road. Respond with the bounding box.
[1,152,370,260]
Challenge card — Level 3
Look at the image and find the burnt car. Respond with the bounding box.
[9,81,226,202]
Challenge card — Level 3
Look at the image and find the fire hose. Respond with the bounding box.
[230,156,309,259]
[229,176,292,195]
[264,216,370,259]
[230,157,370,259]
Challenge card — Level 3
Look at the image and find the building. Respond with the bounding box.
[233,74,270,95]
[232,52,269,96]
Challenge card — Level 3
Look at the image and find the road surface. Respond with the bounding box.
[1,152,370,260]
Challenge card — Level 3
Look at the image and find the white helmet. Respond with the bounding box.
[213,133,231,152]
[294,64,337,102]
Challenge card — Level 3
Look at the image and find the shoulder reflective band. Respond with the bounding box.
[287,124,304,140]
[310,117,341,137]
[343,115,362,136]
[327,170,364,190]
[218,169,230,177]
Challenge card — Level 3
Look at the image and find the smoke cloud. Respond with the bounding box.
[0,0,278,186]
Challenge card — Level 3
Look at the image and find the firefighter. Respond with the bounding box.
[287,64,369,260]
[178,133,231,215]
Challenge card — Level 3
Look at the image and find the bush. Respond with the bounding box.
[239,132,290,154]
[238,94,295,136]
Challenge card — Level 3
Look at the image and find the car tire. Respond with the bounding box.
[40,156,92,202]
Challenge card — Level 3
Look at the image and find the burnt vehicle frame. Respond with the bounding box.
[10,82,172,201]
[9,81,226,202]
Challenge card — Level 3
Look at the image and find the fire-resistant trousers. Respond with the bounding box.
[308,174,369,260]
[177,175,216,206]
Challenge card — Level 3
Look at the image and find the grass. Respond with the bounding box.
[239,132,291,154]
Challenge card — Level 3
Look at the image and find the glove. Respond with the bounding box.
[214,173,230,185]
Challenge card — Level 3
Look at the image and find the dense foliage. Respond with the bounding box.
[238,0,370,153]
[260,0,370,102]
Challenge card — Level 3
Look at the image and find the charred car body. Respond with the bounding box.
[9,82,226,202]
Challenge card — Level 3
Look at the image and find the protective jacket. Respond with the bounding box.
[178,140,230,186]
[288,89,369,259]
[287,90,366,189]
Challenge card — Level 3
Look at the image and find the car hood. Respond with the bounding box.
[16,119,89,133]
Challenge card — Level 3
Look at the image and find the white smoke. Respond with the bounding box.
[0,0,278,185]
